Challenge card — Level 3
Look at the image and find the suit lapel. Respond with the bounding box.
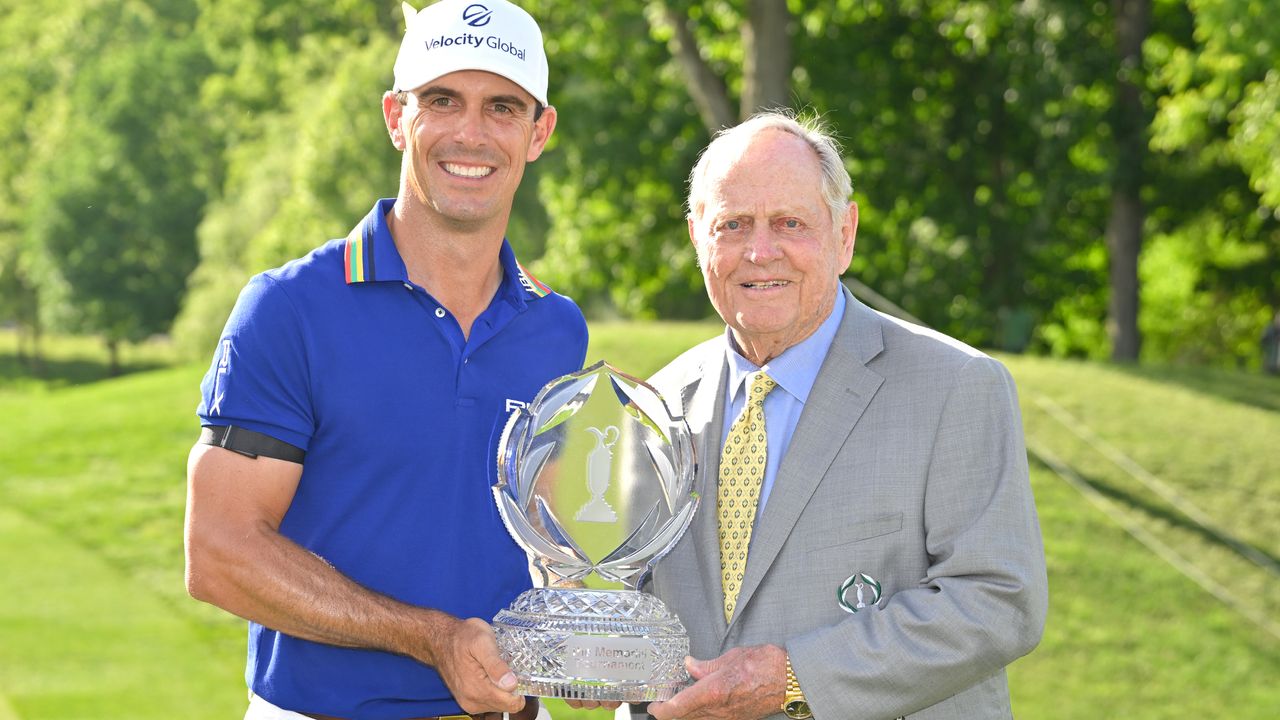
[680,348,731,641]
[726,292,886,639]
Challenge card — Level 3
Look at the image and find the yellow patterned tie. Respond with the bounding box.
[718,371,777,623]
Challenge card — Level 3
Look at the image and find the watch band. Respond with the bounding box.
[783,656,812,719]
[786,657,802,696]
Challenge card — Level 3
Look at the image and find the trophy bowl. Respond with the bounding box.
[492,361,698,702]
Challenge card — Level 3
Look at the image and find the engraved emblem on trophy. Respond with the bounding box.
[492,361,698,702]
[576,426,619,523]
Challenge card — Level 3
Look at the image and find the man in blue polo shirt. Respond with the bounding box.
[184,2,586,718]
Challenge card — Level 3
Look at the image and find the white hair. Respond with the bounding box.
[686,110,853,228]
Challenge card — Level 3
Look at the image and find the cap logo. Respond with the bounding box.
[463,4,493,27]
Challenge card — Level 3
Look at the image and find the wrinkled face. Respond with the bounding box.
[690,130,856,361]
[384,70,556,229]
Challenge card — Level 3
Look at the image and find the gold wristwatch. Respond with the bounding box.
[782,656,812,719]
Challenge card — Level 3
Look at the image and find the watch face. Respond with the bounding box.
[784,699,813,719]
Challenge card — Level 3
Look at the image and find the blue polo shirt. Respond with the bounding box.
[196,198,588,718]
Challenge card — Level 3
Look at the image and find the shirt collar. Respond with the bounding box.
[343,198,553,308]
[724,289,847,405]
[344,198,406,285]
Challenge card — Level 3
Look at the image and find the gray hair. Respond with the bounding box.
[686,110,853,228]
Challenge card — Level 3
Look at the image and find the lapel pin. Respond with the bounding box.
[838,572,882,613]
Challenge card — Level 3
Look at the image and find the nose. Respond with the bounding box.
[745,227,783,265]
[450,104,490,148]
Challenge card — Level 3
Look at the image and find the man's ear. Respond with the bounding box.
[383,91,406,151]
[840,201,859,267]
[526,105,558,162]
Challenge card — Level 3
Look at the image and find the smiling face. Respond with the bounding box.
[383,69,556,232]
[690,129,857,364]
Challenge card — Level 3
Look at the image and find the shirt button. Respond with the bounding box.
[435,308,446,318]
[403,283,412,290]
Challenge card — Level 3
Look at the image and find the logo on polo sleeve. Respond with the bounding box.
[210,338,231,415]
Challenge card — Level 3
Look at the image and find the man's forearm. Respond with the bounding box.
[184,444,526,715]
[187,515,455,665]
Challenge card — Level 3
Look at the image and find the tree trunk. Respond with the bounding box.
[740,0,792,118]
[16,324,28,365]
[29,296,43,376]
[1106,0,1149,362]
[1106,191,1143,360]
[106,337,120,377]
[652,2,736,132]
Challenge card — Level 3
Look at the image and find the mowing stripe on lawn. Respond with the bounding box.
[1035,393,1280,578]
[1027,438,1280,641]
[0,506,244,718]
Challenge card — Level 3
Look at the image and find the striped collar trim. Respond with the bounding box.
[344,230,372,284]
[341,198,555,301]
[344,198,400,285]
[517,262,552,298]
[346,237,555,300]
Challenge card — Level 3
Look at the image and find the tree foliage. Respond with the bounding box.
[1143,0,1280,364]
[13,0,211,371]
[1,0,1277,368]
[800,1,1117,351]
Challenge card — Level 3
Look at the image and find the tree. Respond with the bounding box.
[781,1,1134,354]
[521,1,712,318]
[23,0,210,373]
[1106,0,1151,361]
[0,0,65,370]
[528,0,1134,357]
[11,0,1264,372]
[1144,0,1280,365]
[651,0,792,129]
[173,2,415,357]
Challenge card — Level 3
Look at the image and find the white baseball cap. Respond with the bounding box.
[394,0,549,106]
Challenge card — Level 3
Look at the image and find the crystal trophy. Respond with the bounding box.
[492,361,698,702]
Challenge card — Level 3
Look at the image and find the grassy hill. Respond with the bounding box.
[1,327,1276,718]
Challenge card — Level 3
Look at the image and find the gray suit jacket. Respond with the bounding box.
[642,289,1048,719]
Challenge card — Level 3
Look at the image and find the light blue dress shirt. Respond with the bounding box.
[720,289,847,518]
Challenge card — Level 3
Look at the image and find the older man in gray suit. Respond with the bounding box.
[630,112,1048,720]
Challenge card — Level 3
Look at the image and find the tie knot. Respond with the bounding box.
[748,371,776,403]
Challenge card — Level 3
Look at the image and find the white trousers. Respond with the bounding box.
[245,693,553,720]
[245,694,309,720]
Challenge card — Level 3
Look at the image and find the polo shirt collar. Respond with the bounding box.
[343,198,553,309]
[344,198,406,285]
[724,288,847,405]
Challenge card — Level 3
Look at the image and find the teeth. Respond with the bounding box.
[744,281,787,288]
[443,163,493,178]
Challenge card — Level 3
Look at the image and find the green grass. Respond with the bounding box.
[1,328,1277,718]
[0,348,244,718]
[1002,354,1280,718]
[1008,355,1279,626]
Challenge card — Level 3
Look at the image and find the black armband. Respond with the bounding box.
[199,425,305,464]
